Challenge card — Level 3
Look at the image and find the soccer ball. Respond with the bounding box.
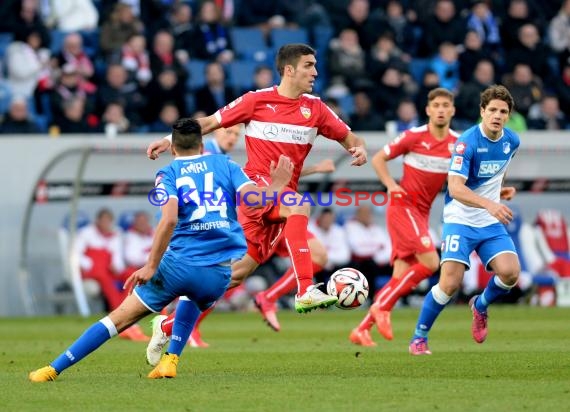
[326,268,369,310]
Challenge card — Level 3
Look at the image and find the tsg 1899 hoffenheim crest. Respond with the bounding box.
[503,142,511,154]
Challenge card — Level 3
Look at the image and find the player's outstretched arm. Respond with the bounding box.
[147,115,222,160]
[238,155,294,208]
[300,158,335,177]
[339,131,367,166]
[371,150,406,194]
[448,175,513,224]
[123,198,178,292]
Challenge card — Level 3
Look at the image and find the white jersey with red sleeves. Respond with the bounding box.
[383,125,459,214]
[214,86,350,190]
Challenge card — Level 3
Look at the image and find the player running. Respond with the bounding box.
[29,118,294,381]
[409,85,520,355]
[350,88,458,347]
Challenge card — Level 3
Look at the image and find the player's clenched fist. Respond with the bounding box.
[349,146,367,166]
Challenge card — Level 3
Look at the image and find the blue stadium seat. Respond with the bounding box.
[312,26,333,52]
[337,94,355,117]
[50,30,68,55]
[409,58,431,84]
[270,28,309,51]
[185,60,208,91]
[0,81,12,114]
[80,29,100,59]
[118,210,137,231]
[0,33,14,59]
[228,60,258,92]
[61,210,91,231]
[230,27,271,63]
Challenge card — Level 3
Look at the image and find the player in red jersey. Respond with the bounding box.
[350,88,458,347]
[144,44,367,367]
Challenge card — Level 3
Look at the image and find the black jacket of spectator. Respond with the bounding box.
[193,85,238,117]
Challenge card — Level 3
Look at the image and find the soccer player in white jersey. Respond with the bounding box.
[146,44,367,314]
[409,85,521,355]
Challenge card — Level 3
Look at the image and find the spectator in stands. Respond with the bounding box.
[74,208,148,341]
[368,32,410,88]
[415,70,440,123]
[46,0,98,32]
[97,64,146,128]
[149,30,188,85]
[527,94,569,130]
[235,1,293,35]
[505,23,553,83]
[458,30,494,83]
[193,62,237,117]
[394,98,419,132]
[248,65,274,93]
[170,3,195,64]
[119,34,152,86]
[455,59,495,125]
[148,102,179,133]
[501,0,545,51]
[429,42,460,92]
[50,63,96,127]
[58,97,98,134]
[505,108,528,132]
[349,90,384,131]
[123,211,154,273]
[378,0,418,55]
[143,68,186,123]
[6,30,51,99]
[418,0,465,57]
[10,0,51,47]
[53,33,95,81]
[328,28,367,93]
[373,66,410,121]
[466,0,501,55]
[324,97,349,123]
[191,0,234,64]
[549,0,570,70]
[100,3,144,57]
[308,208,351,283]
[345,205,392,298]
[0,97,40,134]
[283,0,332,29]
[502,63,544,117]
[100,102,131,135]
[336,0,382,51]
[554,60,570,117]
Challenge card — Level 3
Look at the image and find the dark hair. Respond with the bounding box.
[172,118,202,151]
[480,84,514,113]
[275,44,316,77]
[427,87,454,103]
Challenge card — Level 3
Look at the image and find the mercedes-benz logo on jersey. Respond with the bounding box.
[263,124,278,139]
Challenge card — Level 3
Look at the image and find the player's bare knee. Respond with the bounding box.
[497,269,520,287]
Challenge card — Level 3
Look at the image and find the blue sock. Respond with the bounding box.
[51,316,117,373]
[475,275,513,313]
[412,286,450,340]
[167,299,201,357]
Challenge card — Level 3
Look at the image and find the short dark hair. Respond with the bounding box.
[172,118,202,151]
[275,44,316,77]
[427,87,454,103]
[480,84,514,113]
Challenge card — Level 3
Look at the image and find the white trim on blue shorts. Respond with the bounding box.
[133,288,159,313]
[441,257,471,269]
[484,250,518,271]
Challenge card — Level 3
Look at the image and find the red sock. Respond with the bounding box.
[161,303,216,336]
[375,263,433,311]
[358,313,374,331]
[283,215,313,295]
[265,262,324,302]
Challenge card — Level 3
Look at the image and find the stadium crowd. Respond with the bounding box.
[1,0,570,135]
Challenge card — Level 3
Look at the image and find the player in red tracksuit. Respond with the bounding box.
[350,88,459,347]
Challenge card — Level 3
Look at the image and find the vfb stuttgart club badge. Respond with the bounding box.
[300,106,311,119]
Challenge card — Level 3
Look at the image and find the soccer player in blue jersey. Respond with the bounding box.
[28,118,294,381]
[409,85,521,355]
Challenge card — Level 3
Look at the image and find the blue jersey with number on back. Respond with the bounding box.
[155,154,253,266]
[444,124,520,227]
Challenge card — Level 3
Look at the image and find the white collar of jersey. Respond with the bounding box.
[478,123,504,142]
[175,155,204,160]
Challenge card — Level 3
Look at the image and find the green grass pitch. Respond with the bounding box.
[1,306,569,412]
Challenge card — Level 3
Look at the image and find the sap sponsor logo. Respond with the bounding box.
[477,160,506,177]
[450,156,463,171]
[477,147,488,153]
[455,142,466,154]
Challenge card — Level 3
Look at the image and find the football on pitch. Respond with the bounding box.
[326,268,369,310]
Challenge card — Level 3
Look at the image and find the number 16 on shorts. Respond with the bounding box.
[440,225,471,267]
[442,234,460,252]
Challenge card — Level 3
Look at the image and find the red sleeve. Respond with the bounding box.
[316,99,350,141]
[215,92,255,127]
[383,130,417,159]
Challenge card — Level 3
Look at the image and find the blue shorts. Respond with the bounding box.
[133,254,231,312]
[440,223,517,270]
